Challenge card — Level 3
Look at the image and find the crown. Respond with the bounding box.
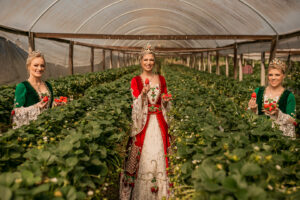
[141,43,155,55]
[269,58,284,66]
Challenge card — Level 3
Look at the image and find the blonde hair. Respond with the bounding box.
[268,58,286,74]
[26,50,45,69]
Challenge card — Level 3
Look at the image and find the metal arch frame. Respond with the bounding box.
[92,8,216,37]
[29,0,61,32]
[180,0,232,47]
[108,25,196,47]
[75,0,124,33]
[238,0,278,35]
[108,17,204,47]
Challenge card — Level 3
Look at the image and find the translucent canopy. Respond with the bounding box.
[0,0,300,49]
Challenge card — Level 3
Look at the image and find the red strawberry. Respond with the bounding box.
[151,187,155,193]
[264,104,269,109]
[62,97,68,103]
[269,107,273,111]
[11,110,15,115]
[251,92,256,98]
[43,96,49,102]
[169,183,174,188]
[145,78,149,85]
[293,121,298,127]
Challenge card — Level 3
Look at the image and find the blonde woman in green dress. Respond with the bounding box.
[248,58,296,138]
[12,51,54,129]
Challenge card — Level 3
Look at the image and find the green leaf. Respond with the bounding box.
[31,183,50,195]
[222,176,238,192]
[0,186,12,200]
[241,163,261,176]
[66,157,78,167]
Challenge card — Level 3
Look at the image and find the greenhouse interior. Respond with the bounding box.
[0,0,299,199]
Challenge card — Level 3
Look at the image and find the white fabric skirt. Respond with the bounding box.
[132,115,169,200]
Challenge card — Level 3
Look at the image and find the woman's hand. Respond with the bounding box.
[37,99,48,109]
[163,96,173,102]
[142,84,150,95]
[263,107,279,117]
[248,98,257,112]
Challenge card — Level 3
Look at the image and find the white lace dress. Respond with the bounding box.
[131,83,169,200]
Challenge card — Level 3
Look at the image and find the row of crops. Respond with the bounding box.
[163,64,299,200]
[0,63,299,199]
[0,66,139,199]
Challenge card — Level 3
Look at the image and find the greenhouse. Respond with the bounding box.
[0,0,299,199]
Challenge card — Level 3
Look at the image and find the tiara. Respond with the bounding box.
[141,43,155,55]
[269,58,284,66]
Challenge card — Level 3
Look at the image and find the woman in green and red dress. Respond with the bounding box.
[248,58,296,138]
[12,51,54,129]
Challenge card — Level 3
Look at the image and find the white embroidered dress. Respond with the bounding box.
[131,83,169,200]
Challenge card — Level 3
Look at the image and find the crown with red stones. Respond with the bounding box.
[269,58,286,73]
[141,43,155,56]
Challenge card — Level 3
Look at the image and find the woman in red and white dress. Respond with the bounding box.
[120,45,172,200]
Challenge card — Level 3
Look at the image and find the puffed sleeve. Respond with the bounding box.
[14,83,27,108]
[271,93,296,138]
[160,76,172,124]
[12,83,41,129]
[131,77,148,137]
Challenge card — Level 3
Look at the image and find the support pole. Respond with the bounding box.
[102,49,106,70]
[109,50,113,69]
[269,35,279,63]
[123,52,126,67]
[239,54,243,81]
[261,52,266,86]
[90,47,94,72]
[216,51,220,75]
[208,52,211,73]
[233,43,238,79]
[28,32,35,53]
[68,41,74,75]
[200,52,204,71]
[117,52,120,68]
[225,56,229,77]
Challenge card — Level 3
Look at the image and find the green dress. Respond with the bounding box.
[12,81,53,129]
[253,87,296,138]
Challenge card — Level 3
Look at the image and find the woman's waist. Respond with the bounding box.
[148,104,162,114]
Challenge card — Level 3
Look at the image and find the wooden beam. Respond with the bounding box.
[233,43,238,80]
[269,35,279,63]
[216,51,220,75]
[261,52,266,86]
[34,32,274,40]
[200,52,204,71]
[28,32,35,53]
[90,47,94,72]
[102,49,106,70]
[68,41,74,75]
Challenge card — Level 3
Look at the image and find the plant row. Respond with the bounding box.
[163,64,300,200]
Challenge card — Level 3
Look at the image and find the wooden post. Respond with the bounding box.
[225,56,229,77]
[252,59,255,68]
[261,52,266,86]
[208,52,212,73]
[239,54,243,81]
[269,35,279,63]
[233,43,238,79]
[102,49,106,70]
[187,56,190,67]
[117,52,120,68]
[109,50,113,69]
[90,47,94,72]
[287,53,291,71]
[216,51,220,75]
[28,32,35,53]
[200,52,204,71]
[68,41,74,75]
[123,52,126,67]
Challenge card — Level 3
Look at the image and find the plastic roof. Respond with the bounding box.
[1,0,300,49]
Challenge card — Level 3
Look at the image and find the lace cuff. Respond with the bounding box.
[271,110,295,138]
[131,94,148,137]
[12,104,41,129]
